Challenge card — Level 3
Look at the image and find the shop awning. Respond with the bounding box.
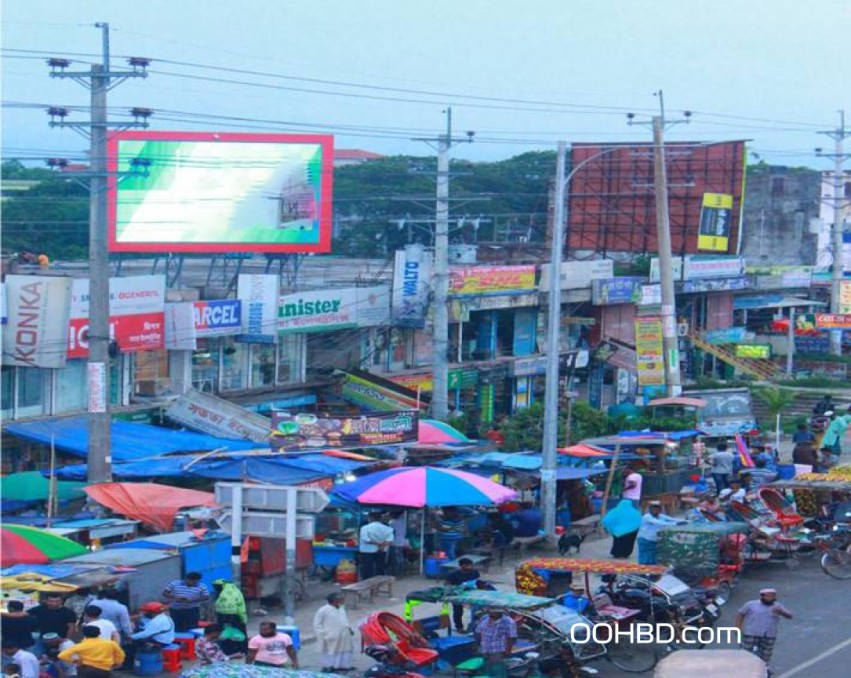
[733,295,827,310]
[4,415,258,462]
[84,483,217,532]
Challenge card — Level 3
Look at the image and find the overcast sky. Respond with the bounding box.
[3,0,849,166]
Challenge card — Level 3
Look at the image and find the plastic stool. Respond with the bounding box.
[173,633,196,660]
[161,644,183,673]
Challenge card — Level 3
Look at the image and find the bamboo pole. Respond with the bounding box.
[600,443,622,518]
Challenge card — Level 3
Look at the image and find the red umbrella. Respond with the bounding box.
[558,443,610,458]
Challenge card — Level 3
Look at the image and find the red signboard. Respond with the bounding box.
[567,141,746,255]
[68,313,165,358]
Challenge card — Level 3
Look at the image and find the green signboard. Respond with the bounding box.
[735,344,771,359]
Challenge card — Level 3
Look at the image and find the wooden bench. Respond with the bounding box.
[568,515,602,539]
[340,575,395,608]
[511,534,544,555]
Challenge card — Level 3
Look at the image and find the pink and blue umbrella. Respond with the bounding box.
[332,466,516,507]
[418,419,472,445]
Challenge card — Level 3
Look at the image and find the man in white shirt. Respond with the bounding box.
[81,604,120,642]
[90,590,133,640]
[637,501,683,564]
[1,640,40,678]
[358,512,394,580]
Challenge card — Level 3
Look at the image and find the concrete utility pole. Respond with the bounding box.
[652,107,682,397]
[817,111,849,356]
[541,141,567,540]
[48,23,149,483]
[416,109,473,421]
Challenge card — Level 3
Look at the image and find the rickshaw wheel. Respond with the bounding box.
[820,545,851,580]
[606,641,658,673]
[715,581,732,606]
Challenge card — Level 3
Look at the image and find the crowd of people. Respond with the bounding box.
[0,571,299,678]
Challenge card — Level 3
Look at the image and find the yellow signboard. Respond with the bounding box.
[841,280,851,315]
[698,193,733,252]
[449,265,536,296]
[634,316,664,386]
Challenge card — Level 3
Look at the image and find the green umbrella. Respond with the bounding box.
[0,471,87,502]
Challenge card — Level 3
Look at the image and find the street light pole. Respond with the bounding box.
[432,109,452,422]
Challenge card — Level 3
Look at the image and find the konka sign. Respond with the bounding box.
[2,275,73,368]
[68,275,166,358]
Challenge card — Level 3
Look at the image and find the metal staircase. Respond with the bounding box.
[689,332,782,381]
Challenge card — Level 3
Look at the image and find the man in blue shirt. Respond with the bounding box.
[637,501,683,564]
[512,502,542,538]
[162,572,210,632]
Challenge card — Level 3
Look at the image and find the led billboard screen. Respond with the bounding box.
[108,131,333,253]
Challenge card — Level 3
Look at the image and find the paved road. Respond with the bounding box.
[590,556,851,677]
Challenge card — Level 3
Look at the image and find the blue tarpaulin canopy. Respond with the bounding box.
[4,415,259,461]
[53,453,376,485]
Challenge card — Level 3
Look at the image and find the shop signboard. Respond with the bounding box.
[449,265,536,297]
[539,259,613,290]
[340,371,423,412]
[634,316,664,386]
[236,274,278,344]
[638,284,662,306]
[591,277,643,305]
[510,356,548,377]
[391,245,432,328]
[650,255,744,282]
[448,293,538,322]
[814,313,851,329]
[841,280,851,315]
[67,275,166,358]
[165,389,271,442]
[270,410,418,451]
[703,327,749,344]
[2,275,73,368]
[165,299,243,350]
[735,344,771,359]
[278,286,390,333]
[389,368,478,393]
[697,193,733,252]
[682,277,749,293]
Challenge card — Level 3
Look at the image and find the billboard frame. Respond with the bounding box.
[107,130,334,254]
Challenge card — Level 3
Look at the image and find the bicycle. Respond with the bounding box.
[814,525,851,580]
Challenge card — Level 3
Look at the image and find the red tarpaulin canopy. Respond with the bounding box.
[558,443,609,458]
[84,482,217,532]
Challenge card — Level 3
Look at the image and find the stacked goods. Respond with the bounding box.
[515,563,548,596]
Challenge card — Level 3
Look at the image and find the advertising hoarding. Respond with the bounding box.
[591,277,644,305]
[67,275,166,358]
[278,286,390,333]
[449,265,536,296]
[697,193,733,252]
[236,274,278,344]
[2,275,73,368]
[682,277,749,293]
[735,344,771,359]
[271,411,418,451]
[108,131,333,253]
[165,389,271,442]
[650,255,745,283]
[634,316,664,386]
[842,280,851,315]
[391,245,432,328]
[539,259,614,290]
[339,371,423,412]
[165,299,243,350]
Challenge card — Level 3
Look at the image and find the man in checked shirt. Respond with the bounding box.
[474,608,517,678]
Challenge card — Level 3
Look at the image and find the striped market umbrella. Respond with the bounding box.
[331,465,516,507]
[418,419,472,445]
[1,525,89,567]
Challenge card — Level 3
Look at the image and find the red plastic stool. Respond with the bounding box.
[161,644,183,673]
[173,633,196,660]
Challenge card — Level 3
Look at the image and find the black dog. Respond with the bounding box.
[558,532,585,555]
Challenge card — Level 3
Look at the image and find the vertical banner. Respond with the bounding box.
[634,316,665,386]
[236,274,278,344]
[697,193,733,252]
[3,275,73,368]
[391,245,432,328]
[164,303,198,350]
[841,280,851,315]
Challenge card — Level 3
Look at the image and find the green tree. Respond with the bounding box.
[755,387,796,449]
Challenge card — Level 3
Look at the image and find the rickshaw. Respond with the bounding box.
[757,486,805,528]
[724,501,811,566]
[654,649,767,678]
[656,521,751,600]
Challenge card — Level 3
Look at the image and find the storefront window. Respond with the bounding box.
[55,360,87,413]
[16,367,49,418]
[251,344,277,387]
[221,337,248,391]
[133,350,170,397]
[277,335,303,385]
[1,366,14,419]
[192,339,220,393]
